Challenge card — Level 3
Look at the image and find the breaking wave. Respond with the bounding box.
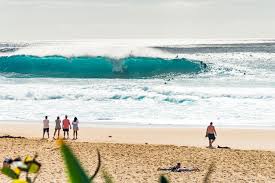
[0,55,205,78]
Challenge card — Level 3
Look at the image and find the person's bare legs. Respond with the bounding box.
[47,131,49,139]
[53,129,57,139]
[66,131,69,139]
[208,139,212,148]
[63,130,66,139]
[209,139,215,148]
[73,131,78,140]
[57,129,60,139]
[43,130,45,139]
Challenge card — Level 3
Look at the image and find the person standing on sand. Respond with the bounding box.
[42,116,49,139]
[62,115,71,139]
[205,122,217,148]
[53,116,61,139]
[72,117,79,140]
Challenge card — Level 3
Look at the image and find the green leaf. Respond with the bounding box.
[28,161,41,173]
[102,170,114,183]
[159,175,169,183]
[24,155,41,173]
[60,141,91,183]
[1,167,19,179]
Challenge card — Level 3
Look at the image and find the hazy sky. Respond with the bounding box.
[0,0,275,40]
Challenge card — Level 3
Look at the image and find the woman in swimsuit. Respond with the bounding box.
[72,117,79,140]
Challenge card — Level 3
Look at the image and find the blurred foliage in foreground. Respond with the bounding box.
[1,154,41,183]
[59,140,100,182]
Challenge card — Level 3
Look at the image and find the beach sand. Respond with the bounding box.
[1,123,275,182]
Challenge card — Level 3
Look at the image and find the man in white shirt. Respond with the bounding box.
[43,116,50,139]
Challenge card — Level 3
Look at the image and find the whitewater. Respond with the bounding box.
[0,39,274,127]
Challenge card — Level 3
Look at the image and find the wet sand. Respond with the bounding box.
[1,123,275,150]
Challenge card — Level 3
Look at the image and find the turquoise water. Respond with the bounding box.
[0,40,274,127]
[0,55,204,78]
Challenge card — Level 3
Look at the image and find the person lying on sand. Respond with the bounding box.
[158,163,199,172]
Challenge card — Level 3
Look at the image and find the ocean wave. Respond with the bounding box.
[1,90,272,102]
[0,55,205,78]
[110,94,146,100]
[0,92,196,105]
[0,42,29,53]
[163,97,194,104]
[154,42,275,54]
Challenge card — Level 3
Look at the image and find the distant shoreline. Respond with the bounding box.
[0,120,275,129]
[1,122,275,151]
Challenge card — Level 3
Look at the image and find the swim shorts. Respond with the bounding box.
[208,133,216,140]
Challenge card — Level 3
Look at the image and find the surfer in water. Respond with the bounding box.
[200,61,207,69]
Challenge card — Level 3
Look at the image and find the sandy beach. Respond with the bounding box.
[1,122,275,150]
[1,0,275,181]
[0,123,275,182]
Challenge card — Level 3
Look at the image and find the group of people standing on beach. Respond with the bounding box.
[42,115,79,140]
[43,115,216,147]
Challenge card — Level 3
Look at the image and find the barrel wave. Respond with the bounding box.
[0,55,205,78]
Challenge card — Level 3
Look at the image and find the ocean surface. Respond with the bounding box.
[0,39,274,127]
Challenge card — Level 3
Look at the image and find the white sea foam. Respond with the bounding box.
[1,40,172,59]
[2,38,275,58]
[0,39,275,127]
[0,78,274,127]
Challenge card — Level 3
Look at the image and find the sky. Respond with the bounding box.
[0,0,275,41]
